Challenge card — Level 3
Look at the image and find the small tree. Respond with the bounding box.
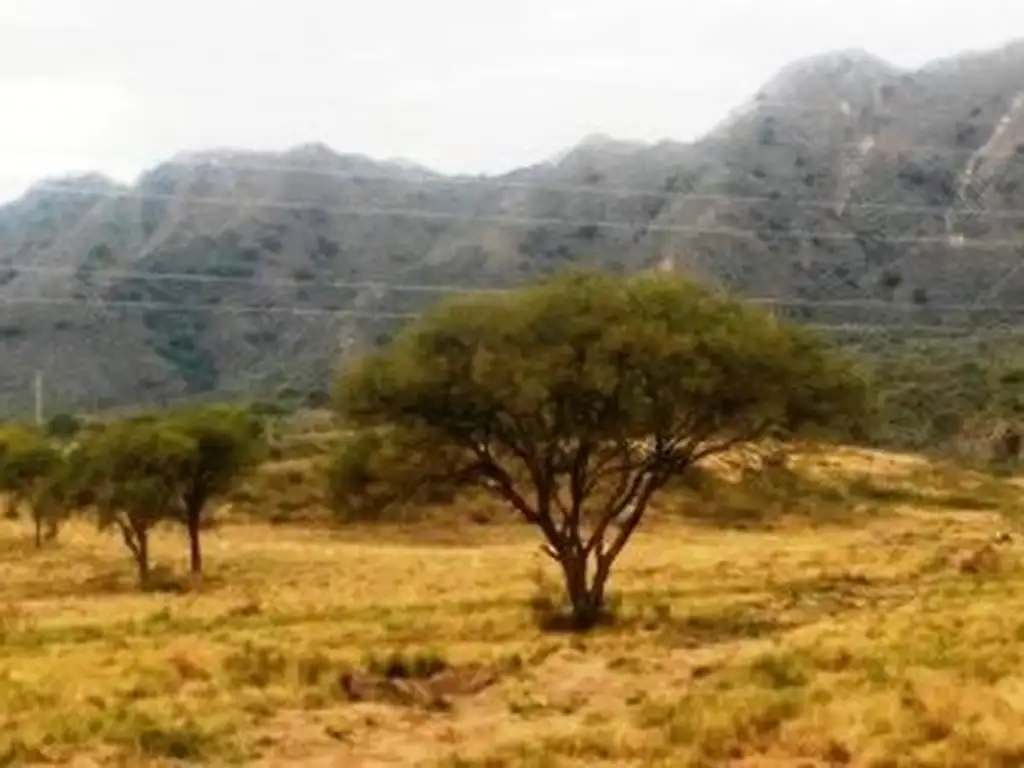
[165,405,264,576]
[336,272,866,629]
[0,426,62,547]
[46,412,83,440]
[77,421,195,587]
[31,450,92,544]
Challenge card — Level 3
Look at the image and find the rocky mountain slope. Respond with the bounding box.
[2,41,1024,415]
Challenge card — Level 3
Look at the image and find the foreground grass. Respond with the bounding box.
[1,449,1024,765]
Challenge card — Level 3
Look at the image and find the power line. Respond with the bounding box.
[12,129,1019,166]
[6,285,1024,420]
[175,158,1024,220]
[21,182,1024,250]
[8,263,1024,316]
[11,141,1024,219]
[2,264,513,294]
[0,296,418,318]
[1,292,1024,318]
[751,297,1024,314]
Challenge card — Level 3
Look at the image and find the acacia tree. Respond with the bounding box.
[78,421,195,587]
[336,272,866,629]
[0,426,63,547]
[165,405,264,576]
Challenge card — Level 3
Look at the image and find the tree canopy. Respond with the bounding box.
[164,404,264,575]
[0,425,63,546]
[335,271,867,628]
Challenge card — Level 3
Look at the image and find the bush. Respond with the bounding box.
[46,413,82,439]
[0,426,65,546]
[327,428,463,522]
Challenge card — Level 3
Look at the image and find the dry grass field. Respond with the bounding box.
[3,446,1024,766]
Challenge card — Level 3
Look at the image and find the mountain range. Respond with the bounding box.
[3,41,1024,416]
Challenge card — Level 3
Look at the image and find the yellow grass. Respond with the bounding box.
[2,447,1024,766]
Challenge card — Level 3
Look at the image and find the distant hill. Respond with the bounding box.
[2,41,1024,415]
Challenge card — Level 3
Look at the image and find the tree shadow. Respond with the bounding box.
[625,570,914,649]
[659,605,800,648]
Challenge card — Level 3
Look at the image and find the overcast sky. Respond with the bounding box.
[0,0,1022,202]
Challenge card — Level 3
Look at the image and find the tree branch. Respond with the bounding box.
[470,442,567,557]
[471,445,537,523]
[584,452,661,557]
[567,440,591,535]
[690,420,773,463]
[598,468,668,568]
[113,516,140,559]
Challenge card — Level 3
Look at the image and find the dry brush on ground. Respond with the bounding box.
[1,446,1024,766]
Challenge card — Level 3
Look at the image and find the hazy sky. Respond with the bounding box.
[0,0,1022,202]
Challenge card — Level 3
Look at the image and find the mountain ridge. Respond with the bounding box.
[2,40,1024,416]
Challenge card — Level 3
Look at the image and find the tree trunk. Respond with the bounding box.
[187,512,203,576]
[560,551,611,631]
[135,530,150,588]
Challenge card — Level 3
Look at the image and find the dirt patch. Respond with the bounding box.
[339,663,499,710]
[247,664,503,766]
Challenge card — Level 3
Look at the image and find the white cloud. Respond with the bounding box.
[0,0,92,27]
[0,77,142,199]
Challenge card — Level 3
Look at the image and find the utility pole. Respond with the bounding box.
[33,371,43,428]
